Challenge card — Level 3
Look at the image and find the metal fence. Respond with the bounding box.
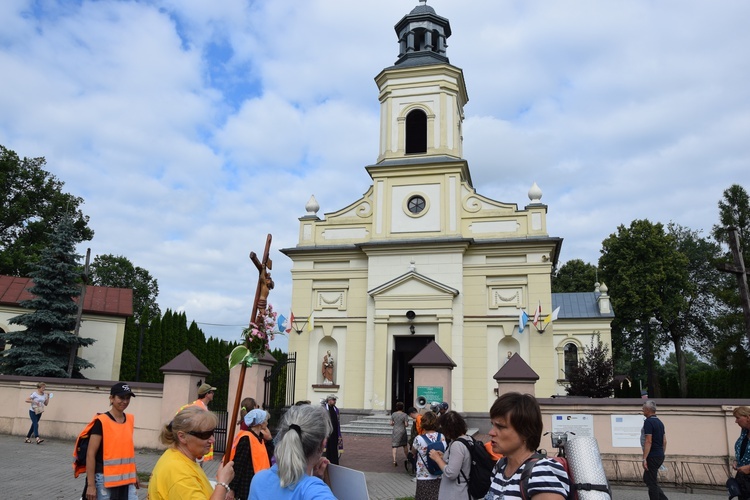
[212,410,229,454]
[604,458,731,489]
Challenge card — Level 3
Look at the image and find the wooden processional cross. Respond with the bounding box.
[224,234,274,465]
[716,227,750,346]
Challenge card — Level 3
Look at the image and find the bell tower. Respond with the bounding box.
[374,1,469,163]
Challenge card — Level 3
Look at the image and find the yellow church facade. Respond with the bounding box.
[281,1,613,413]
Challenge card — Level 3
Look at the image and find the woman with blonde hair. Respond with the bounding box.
[249,404,335,499]
[24,382,50,444]
[148,406,234,500]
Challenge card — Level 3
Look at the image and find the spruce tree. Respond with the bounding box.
[0,215,95,376]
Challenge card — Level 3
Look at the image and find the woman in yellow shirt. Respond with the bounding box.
[148,406,234,500]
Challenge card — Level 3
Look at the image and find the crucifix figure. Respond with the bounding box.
[250,237,275,320]
[224,234,274,465]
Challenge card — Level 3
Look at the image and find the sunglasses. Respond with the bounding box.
[187,429,215,440]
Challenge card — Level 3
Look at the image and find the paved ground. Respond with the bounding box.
[0,432,727,499]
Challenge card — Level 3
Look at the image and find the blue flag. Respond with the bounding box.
[518,309,529,333]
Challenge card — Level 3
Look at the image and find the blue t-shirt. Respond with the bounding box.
[736,428,750,467]
[643,415,665,458]
[249,463,336,500]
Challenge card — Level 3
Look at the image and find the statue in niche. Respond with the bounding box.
[322,350,335,385]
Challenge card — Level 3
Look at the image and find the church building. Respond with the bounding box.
[281,1,614,414]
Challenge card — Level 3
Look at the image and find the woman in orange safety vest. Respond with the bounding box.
[83,382,139,500]
[229,408,273,499]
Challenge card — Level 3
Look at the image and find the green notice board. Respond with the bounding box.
[416,386,443,403]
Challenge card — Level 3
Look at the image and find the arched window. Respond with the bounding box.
[564,343,579,380]
[405,109,427,154]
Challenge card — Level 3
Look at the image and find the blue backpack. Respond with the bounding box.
[418,432,445,475]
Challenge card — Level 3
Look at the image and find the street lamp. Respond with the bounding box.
[638,317,659,398]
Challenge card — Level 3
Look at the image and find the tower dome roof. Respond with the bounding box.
[410,3,436,15]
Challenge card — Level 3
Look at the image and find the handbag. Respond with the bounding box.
[33,404,45,415]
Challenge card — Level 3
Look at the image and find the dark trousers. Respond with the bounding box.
[26,410,42,438]
[737,470,750,500]
[643,455,668,500]
[325,436,339,465]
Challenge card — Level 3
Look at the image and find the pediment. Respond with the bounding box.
[368,270,459,298]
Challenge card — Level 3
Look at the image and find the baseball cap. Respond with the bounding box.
[110,382,135,398]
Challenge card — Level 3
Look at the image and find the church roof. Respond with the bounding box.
[552,292,615,319]
[392,1,452,68]
[410,3,436,15]
[0,274,133,317]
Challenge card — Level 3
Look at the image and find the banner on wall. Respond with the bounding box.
[551,414,595,437]
[611,415,645,447]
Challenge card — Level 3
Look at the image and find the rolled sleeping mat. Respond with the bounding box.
[565,436,612,499]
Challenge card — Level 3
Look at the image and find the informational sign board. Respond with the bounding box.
[416,386,443,404]
[551,414,595,437]
[611,414,645,448]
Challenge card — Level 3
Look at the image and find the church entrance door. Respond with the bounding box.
[391,335,433,411]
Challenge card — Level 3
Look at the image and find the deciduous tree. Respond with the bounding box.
[89,254,160,323]
[552,259,599,293]
[566,334,614,398]
[599,219,689,396]
[0,145,92,276]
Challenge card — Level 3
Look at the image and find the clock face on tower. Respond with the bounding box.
[407,195,426,214]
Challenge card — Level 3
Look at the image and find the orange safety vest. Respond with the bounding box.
[416,414,424,435]
[73,414,136,488]
[484,441,503,461]
[230,430,271,472]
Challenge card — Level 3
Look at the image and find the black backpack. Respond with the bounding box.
[456,436,496,499]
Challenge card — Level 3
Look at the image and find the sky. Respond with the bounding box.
[1,0,748,352]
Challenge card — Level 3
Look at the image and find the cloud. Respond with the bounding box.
[0,0,748,347]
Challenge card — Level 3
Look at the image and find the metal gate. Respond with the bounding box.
[212,410,228,454]
[263,352,296,431]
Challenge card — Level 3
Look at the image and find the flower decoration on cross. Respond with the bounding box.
[229,304,279,369]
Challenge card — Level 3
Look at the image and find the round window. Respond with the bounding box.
[407,195,426,214]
